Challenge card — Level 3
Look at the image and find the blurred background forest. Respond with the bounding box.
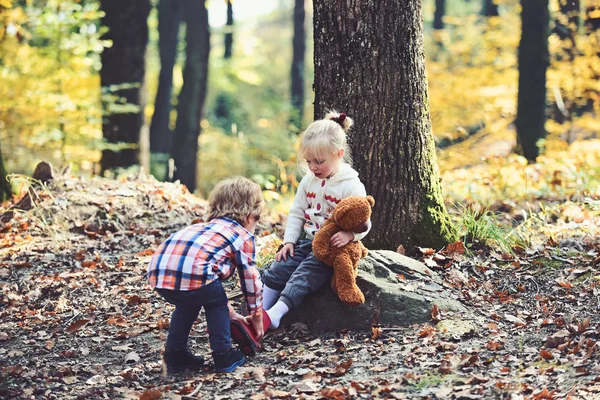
[0,0,599,211]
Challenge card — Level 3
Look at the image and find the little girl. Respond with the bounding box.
[262,111,371,328]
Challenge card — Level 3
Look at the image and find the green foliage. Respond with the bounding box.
[453,203,520,254]
[0,0,107,174]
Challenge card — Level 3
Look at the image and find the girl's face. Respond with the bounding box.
[305,149,344,179]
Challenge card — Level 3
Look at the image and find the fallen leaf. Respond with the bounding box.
[66,319,89,333]
[419,247,435,256]
[540,349,554,360]
[431,305,441,322]
[125,351,140,363]
[555,279,573,290]
[62,376,78,384]
[139,389,162,400]
[369,365,388,372]
[334,359,353,376]
[372,327,383,340]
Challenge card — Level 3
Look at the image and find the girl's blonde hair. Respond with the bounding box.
[298,110,353,168]
[207,176,264,225]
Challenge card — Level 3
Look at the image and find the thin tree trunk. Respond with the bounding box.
[434,0,445,30]
[313,0,456,252]
[290,0,306,129]
[0,146,10,202]
[481,0,499,17]
[149,0,183,181]
[99,0,151,173]
[171,0,210,193]
[224,0,233,59]
[516,0,549,162]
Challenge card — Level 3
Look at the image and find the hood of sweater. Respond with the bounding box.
[324,162,358,183]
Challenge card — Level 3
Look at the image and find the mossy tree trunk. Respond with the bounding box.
[99,0,151,173]
[149,0,183,181]
[313,0,456,253]
[290,0,306,129]
[515,0,549,162]
[171,0,210,193]
[0,146,11,202]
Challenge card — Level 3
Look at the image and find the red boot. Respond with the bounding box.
[230,312,271,356]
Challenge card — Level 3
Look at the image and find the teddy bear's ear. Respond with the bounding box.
[366,195,375,207]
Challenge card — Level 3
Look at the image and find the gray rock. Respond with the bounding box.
[285,250,467,332]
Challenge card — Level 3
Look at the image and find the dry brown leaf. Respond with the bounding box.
[419,247,435,256]
[445,241,466,256]
[66,319,89,333]
[334,359,353,376]
[539,349,554,360]
[431,304,441,322]
[372,327,383,340]
[487,340,504,351]
[139,389,162,400]
[555,279,573,289]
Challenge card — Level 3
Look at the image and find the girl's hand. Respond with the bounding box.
[230,311,249,326]
[276,242,295,262]
[330,231,354,248]
[246,314,265,340]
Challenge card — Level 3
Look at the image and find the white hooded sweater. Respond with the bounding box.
[283,163,371,244]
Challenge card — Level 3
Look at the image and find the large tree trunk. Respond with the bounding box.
[149,0,183,181]
[313,0,456,252]
[0,146,10,202]
[481,0,499,17]
[171,0,210,193]
[99,0,151,173]
[224,0,233,59]
[516,0,549,162]
[290,0,306,129]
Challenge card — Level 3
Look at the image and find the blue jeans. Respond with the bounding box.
[156,280,231,353]
[261,239,332,311]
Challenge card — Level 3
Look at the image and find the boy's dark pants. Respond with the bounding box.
[156,280,231,353]
[262,239,332,310]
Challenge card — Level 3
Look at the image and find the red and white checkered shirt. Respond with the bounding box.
[147,217,263,316]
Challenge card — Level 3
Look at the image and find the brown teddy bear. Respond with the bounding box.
[312,195,375,306]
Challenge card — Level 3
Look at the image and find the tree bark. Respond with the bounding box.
[224,0,233,59]
[99,0,151,173]
[290,0,306,129]
[0,146,11,202]
[171,0,210,193]
[149,0,183,181]
[516,0,549,162]
[313,0,456,252]
[481,0,499,17]
[434,0,445,30]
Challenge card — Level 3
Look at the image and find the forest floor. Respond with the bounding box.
[1,151,600,399]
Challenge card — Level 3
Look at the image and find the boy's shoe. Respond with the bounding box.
[163,348,205,374]
[213,348,246,373]
[230,312,271,356]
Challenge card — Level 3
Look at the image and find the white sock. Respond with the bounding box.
[266,300,289,329]
[262,285,281,311]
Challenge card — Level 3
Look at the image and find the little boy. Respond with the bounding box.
[147,176,265,373]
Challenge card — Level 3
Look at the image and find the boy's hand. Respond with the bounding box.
[276,242,295,262]
[330,231,353,248]
[247,314,265,340]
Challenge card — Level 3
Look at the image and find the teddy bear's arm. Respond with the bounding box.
[311,219,340,260]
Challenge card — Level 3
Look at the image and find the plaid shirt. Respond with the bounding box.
[147,217,263,316]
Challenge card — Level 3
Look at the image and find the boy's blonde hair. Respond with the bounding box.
[207,176,264,225]
[298,110,353,168]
